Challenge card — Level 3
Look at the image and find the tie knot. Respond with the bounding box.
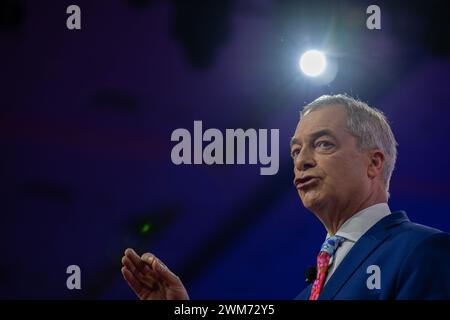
[320,235,346,258]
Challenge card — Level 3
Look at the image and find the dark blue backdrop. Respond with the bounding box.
[1,0,450,299]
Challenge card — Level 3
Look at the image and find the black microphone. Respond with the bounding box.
[304,266,317,284]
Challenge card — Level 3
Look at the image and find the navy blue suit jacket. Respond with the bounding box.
[295,211,450,300]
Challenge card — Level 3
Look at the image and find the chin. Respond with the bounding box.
[300,190,324,210]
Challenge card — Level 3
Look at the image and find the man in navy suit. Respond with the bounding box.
[291,94,450,300]
[120,94,450,300]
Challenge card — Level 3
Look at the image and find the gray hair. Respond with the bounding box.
[300,94,398,194]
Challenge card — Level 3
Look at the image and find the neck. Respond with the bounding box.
[314,189,387,235]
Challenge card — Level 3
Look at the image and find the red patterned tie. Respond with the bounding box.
[309,235,345,300]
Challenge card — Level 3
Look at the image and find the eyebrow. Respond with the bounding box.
[290,129,336,147]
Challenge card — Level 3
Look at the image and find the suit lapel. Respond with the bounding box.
[318,211,409,300]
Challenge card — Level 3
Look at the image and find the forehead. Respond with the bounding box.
[294,105,348,138]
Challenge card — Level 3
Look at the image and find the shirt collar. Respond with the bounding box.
[326,203,391,243]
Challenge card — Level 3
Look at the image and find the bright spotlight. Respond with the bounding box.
[299,50,327,77]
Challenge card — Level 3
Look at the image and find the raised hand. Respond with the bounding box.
[121,248,189,300]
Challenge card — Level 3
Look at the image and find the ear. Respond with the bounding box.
[367,149,385,180]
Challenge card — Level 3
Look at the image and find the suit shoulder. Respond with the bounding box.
[387,219,450,251]
[395,231,450,299]
[412,231,450,252]
[392,219,445,239]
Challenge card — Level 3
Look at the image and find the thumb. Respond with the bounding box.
[141,254,181,286]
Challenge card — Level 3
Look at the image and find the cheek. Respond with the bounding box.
[320,155,365,187]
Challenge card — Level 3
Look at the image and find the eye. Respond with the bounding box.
[315,140,334,150]
[291,148,300,159]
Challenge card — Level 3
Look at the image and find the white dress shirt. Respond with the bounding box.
[324,203,391,284]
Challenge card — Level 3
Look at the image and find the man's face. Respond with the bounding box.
[291,105,370,212]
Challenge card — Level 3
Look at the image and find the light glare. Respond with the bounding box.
[299,50,327,77]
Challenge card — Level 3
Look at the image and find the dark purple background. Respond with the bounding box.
[1,0,450,299]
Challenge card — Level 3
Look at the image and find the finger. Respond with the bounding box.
[141,253,156,269]
[121,267,143,296]
[125,248,151,274]
[124,251,161,287]
[124,255,160,289]
[122,256,138,274]
[123,262,161,294]
[141,254,181,287]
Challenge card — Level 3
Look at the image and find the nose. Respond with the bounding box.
[294,147,316,172]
